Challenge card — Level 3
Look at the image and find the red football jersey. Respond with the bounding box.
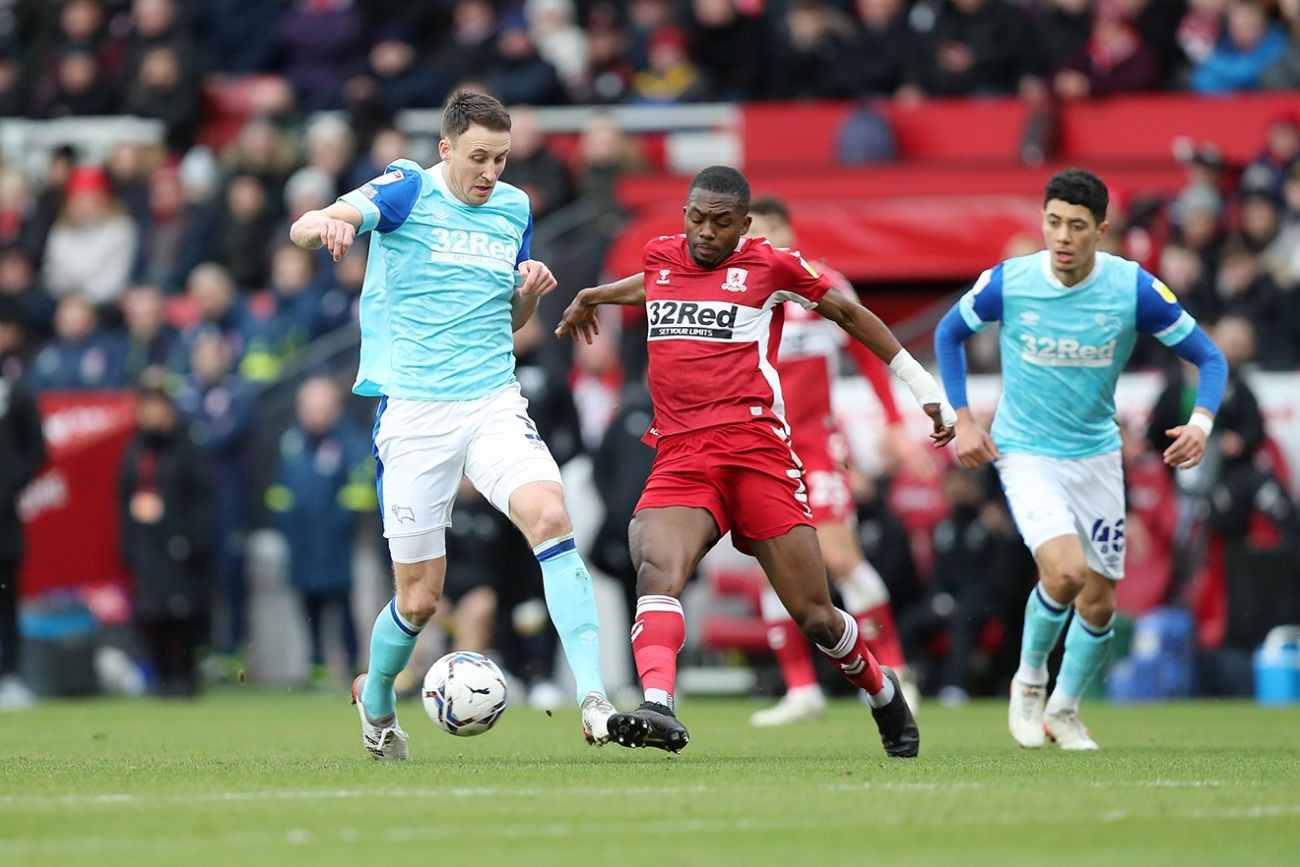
[641,234,832,441]
[777,263,853,435]
[777,261,902,434]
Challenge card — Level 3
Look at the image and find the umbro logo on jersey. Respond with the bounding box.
[1018,311,1039,325]
[647,299,738,339]
[721,267,749,292]
[656,269,672,284]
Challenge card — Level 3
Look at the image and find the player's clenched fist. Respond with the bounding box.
[954,416,1000,468]
[319,219,355,262]
[517,259,557,297]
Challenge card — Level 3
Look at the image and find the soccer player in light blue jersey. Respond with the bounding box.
[934,168,1228,750]
[290,90,643,759]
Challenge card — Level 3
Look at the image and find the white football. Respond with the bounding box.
[422,651,508,736]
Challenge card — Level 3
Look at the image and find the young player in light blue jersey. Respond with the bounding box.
[934,168,1228,750]
[290,90,645,759]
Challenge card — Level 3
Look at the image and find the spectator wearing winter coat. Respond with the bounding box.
[119,379,214,697]
[1192,0,1288,93]
[266,377,374,682]
[27,294,127,391]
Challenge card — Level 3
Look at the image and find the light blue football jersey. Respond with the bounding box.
[339,158,534,401]
[957,250,1197,459]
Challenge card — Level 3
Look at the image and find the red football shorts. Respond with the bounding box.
[789,428,854,525]
[635,422,814,552]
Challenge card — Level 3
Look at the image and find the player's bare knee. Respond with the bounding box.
[1075,598,1114,628]
[520,498,572,544]
[634,559,684,599]
[1074,582,1116,628]
[1041,562,1088,600]
[395,588,439,626]
[794,604,840,648]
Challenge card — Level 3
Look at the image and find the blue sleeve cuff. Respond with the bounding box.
[338,191,379,234]
[958,296,986,332]
[1170,326,1227,415]
[935,305,977,410]
[1153,310,1196,346]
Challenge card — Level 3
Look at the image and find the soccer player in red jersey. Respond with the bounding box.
[745,196,918,726]
[557,167,955,757]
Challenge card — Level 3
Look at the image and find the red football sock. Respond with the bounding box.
[817,608,885,694]
[766,616,819,691]
[631,595,685,708]
[855,603,906,669]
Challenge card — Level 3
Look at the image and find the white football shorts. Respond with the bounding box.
[372,382,562,563]
[994,449,1127,580]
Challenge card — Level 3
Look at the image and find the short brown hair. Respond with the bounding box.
[442,89,511,141]
[749,195,790,223]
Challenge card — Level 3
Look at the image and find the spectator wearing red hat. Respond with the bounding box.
[41,165,138,311]
[630,25,709,103]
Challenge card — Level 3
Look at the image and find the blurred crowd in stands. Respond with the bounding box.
[0,0,1298,707]
[1,0,1299,119]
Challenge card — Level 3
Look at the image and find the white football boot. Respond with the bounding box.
[580,691,617,745]
[352,674,409,760]
[1044,708,1099,751]
[1008,677,1047,748]
[750,686,827,727]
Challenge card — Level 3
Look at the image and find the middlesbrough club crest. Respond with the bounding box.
[721,267,748,292]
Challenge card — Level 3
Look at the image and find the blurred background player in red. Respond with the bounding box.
[745,196,918,725]
[559,166,955,757]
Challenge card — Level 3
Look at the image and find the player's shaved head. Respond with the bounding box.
[442,89,511,142]
[688,166,751,212]
[1044,168,1108,227]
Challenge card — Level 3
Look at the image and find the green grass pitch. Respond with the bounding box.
[2,691,1298,866]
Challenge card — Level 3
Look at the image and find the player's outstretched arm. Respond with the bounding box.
[1135,273,1227,470]
[1161,325,1227,469]
[816,288,956,447]
[555,274,645,344]
[289,202,364,262]
[934,300,1000,467]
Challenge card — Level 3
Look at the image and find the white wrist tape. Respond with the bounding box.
[889,349,957,427]
[1188,413,1214,436]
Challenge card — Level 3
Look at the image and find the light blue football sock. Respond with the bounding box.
[1049,614,1114,712]
[361,598,421,719]
[534,534,605,704]
[1016,582,1071,685]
